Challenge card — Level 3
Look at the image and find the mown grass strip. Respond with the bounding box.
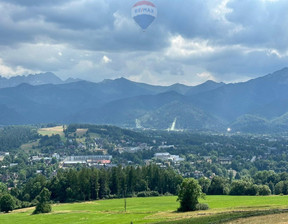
[156,209,288,224]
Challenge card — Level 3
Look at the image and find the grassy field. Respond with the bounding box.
[75,128,88,137]
[1,196,288,224]
[20,140,39,153]
[38,126,65,138]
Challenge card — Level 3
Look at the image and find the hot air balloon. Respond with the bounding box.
[131,1,157,31]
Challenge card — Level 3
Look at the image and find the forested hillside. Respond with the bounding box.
[2,69,288,132]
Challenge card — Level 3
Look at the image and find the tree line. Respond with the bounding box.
[0,164,182,212]
[197,170,288,196]
[4,168,288,213]
[0,126,38,152]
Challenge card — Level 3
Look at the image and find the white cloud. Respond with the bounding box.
[74,60,96,70]
[166,35,215,58]
[102,55,112,64]
[0,0,287,85]
[0,58,37,77]
[196,72,216,81]
[212,0,232,22]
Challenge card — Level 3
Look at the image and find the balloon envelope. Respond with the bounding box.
[132,1,157,30]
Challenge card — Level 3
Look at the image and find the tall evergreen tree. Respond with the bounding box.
[33,187,52,214]
[98,169,110,199]
[90,168,99,200]
[127,166,136,195]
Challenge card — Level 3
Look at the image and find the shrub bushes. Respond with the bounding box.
[229,181,271,196]
[137,191,160,197]
[33,203,51,214]
[196,203,209,211]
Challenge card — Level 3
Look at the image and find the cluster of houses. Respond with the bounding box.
[66,138,107,154]
[31,153,60,163]
[0,151,9,162]
[153,152,184,163]
[117,143,152,153]
[61,155,113,168]
[30,153,114,168]
[1,152,114,170]
[144,152,185,168]
[0,152,10,169]
[3,133,282,183]
[202,156,233,165]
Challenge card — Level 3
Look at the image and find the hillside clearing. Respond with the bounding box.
[38,126,65,137]
[75,128,88,137]
[20,140,39,153]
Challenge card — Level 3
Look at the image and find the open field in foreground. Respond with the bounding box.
[1,196,288,224]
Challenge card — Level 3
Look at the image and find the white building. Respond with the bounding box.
[154,153,184,162]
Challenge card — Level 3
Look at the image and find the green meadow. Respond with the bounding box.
[1,196,288,224]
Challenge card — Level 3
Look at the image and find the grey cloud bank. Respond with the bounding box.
[0,0,287,85]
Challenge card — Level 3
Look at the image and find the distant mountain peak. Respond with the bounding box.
[170,83,189,87]
[35,71,57,77]
[65,77,83,83]
[101,77,131,84]
[200,80,225,86]
[185,79,225,96]
[248,67,288,85]
[27,72,63,84]
[0,72,83,89]
[270,67,288,78]
[203,80,218,84]
[274,67,288,73]
[117,77,128,80]
[114,77,132,82]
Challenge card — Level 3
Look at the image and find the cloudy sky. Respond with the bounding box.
[0,0,287,85]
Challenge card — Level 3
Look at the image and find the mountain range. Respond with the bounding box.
[0,72,80,88]
[1,68,288,133]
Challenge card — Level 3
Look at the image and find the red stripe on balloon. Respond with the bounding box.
[133,1,155,7]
